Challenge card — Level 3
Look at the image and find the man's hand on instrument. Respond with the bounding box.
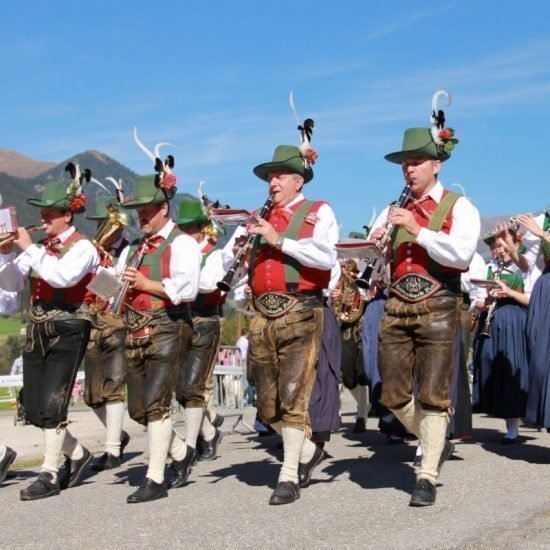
[388,208,421,236]
[124,266,150,292]
[247,219,279,247]
[369,227,386,241]
[516,214,543,239]
[13,227,33,251]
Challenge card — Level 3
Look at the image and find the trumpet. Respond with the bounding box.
[0,225,43,247]
[355,183,412,290]
[217,195,275,292]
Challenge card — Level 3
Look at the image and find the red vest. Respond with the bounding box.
[191,241,226,311]
[30,231,93,306]
[126,229,181,311]
[391,189,463,279]
[250,199,331,295]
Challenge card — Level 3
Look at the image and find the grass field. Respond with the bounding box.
[0,317,24,345]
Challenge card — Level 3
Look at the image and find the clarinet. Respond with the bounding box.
[355,183,412,290]
[479,257,504,338]
[217,195,275,292]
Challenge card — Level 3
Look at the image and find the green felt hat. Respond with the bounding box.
[348,231,365,239]
[384,127,457,164]
[175,199,210,226]
[27,180,85,213]
[120,174,176,209]
[253,145,313,183]
[86,196,117,220]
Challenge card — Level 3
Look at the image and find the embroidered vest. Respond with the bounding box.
[250,199,331,295]
[391,190,463,281]
[30,231,93,306]
[125,229,181,311]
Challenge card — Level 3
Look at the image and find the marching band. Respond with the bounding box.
[0,91,549,508]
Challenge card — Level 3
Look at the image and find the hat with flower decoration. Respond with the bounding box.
[121,128,177,209]
[253,91,318,183]
[175,199,210,226]
[27,162,91,213]
[385,90,459,164]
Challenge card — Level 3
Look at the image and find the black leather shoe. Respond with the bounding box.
[198,429,223,461]
[0,446,17,483]
[269,481,300,505]
[409,479,436,507]
[298,445,327,488]
[91,452,121,472]
[352,417,367,433]
[438,440,455,474]
[120,431,131,459]
[59,447,93,489]
[169,446,196,489]
[212,414,225,428]
[501,436,521,445]
[127,478,167,503]
[20,472,60,501]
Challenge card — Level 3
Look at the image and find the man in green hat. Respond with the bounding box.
[0,180,99,500]
[369,102,480,506]
[83,196,131,472]
[114,174,201,503]
[167,199,226,488]
[222,144,339,505]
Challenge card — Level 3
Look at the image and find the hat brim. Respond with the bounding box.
[27,198,84,214]
[253,161,313,183]
[176,215,210,226]
[384,147,450,164]
[121,189,175,210]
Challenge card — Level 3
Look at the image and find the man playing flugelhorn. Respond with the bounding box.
[370,90,480,506]
[0,179,98,500]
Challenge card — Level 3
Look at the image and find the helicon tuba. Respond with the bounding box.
[332,259,365,324]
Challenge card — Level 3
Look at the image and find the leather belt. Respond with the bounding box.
[254,291,322,319]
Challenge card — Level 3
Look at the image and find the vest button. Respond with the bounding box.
[406,258,412,262]
[406,266,412,272]
[406,250,412,256]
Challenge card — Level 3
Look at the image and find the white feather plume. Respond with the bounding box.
[133,126,156,163]
[90,177,110,194]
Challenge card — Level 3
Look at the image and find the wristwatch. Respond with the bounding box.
[274,236,284,250]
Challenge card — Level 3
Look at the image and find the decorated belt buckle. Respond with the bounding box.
[254,292,299,319]
[391,273,442,303]
[124,305,153,332]
[29,303,62,323]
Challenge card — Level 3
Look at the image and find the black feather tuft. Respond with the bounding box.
[65,162,77,179]
[165,155,175,169]
[154,158,164,173]
[80,168,92,184]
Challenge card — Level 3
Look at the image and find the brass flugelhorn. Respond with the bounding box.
[0,224,44,247]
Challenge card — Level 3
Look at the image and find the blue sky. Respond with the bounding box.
[1,0,549,235]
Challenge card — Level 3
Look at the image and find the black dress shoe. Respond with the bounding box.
[91,452,121,472]
[59,447,93,489]
[120,431,131,459]
[269,481,300,505]
[169,445,196,489]
[0,446,17,483]
[298,445,327,488]
[352,417,367,433]
[212,414,225,429]
[127,478,167,503]
[409,479,436,507]
[20,472,60,501]
[438,440,455,474]
[198,429,223,461]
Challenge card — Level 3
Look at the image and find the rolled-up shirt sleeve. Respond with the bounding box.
[163,234,201,304]
[415,196,480,270]
[281,203,339,270]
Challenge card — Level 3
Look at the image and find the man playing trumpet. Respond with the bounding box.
[0,181,98,500]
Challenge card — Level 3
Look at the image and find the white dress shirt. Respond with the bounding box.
[369,181,480,271]
[0,226,99,292]
[116,219,201,305]
[521,213,546,271]
[222,192,339,274]
[198,240,226,294]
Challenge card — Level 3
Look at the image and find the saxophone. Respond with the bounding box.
[332,259,365,324]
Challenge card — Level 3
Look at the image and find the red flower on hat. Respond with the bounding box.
[160,173,177,191]
[304,148,318,165]
[69,194,86,212]
[438,128,454,141]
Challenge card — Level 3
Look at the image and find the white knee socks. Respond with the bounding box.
[280,427,305,484]
[105,402,125,456]
[42,427,67,476]
[146,418,172,484]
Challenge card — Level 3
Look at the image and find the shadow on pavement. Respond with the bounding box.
[205,459,280,488]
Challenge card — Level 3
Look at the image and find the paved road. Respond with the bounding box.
[2,397,550,549]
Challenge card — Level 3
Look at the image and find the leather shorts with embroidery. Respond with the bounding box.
[253,291,323,319]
